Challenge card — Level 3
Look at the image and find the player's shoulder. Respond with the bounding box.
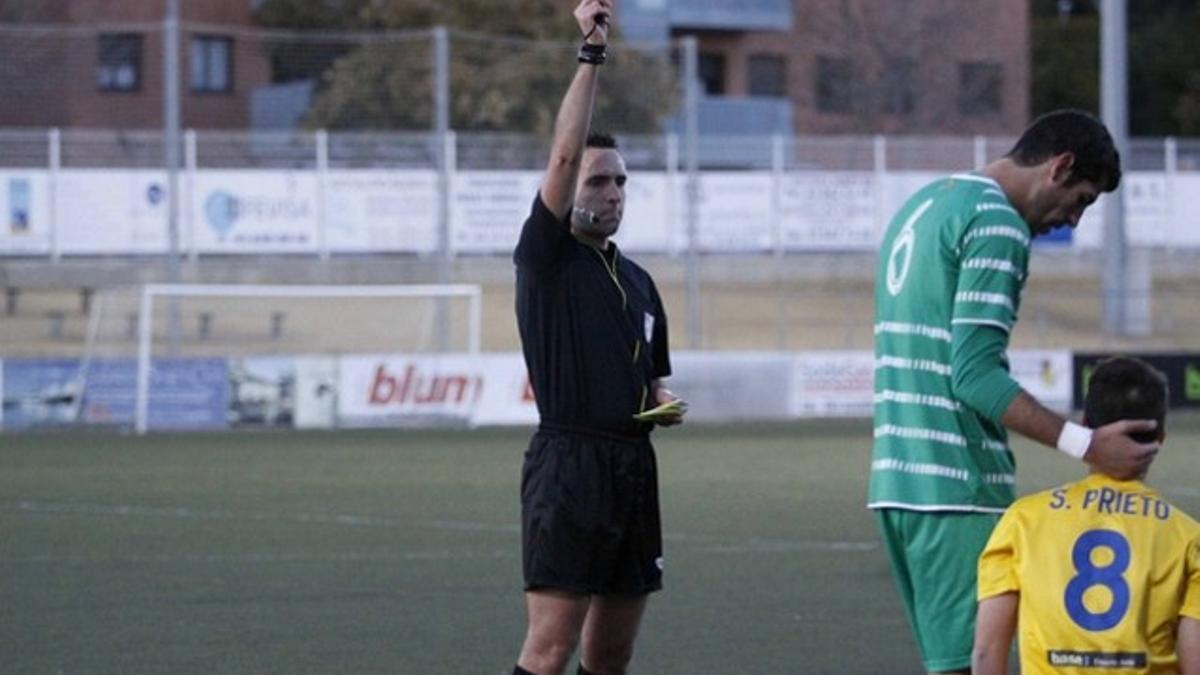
[1010,484,1065,510]
[1151,499,1200,555]
[1003,481,1082,520]
[926,172,1006,203]
[918,173,1021,225]
[1169,499,1200,534]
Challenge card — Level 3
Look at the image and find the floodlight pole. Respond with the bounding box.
[1100,0,1149,336]
[163,0,183,352]
[681,36,702,348]
[433,26,452,352]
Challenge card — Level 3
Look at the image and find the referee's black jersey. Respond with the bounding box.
[514,194,671,437]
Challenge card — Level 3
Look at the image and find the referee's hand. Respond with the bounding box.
[653,387,686,427]
[575,0,612,45]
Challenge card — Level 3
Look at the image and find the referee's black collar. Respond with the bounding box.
[578,236,620,263]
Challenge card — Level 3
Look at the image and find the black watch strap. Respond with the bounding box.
[578,42,607,65]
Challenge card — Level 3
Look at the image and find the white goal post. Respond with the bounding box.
[134,283,482,434]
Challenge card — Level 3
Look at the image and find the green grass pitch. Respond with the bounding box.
[4,416,1199,673]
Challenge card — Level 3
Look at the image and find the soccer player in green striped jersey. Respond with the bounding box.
[869,110,1160,674]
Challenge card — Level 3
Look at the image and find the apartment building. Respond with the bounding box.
[625,0,1030,135]
[0,0,266,129]
[0,0,1028,135]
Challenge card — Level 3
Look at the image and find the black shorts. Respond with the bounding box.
[520,428,663,596]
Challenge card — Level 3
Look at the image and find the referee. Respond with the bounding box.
[509,2,684,674]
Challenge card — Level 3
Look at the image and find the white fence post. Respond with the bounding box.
[771,133,785,257]
[1165,136,1177,249]
[184,129,197,261]
[874,134,887,240]
[316,129,329,261]
[48,127,61,262]
[665,132,679,255]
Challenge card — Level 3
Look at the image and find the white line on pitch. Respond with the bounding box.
[8,500,516,533]
[3,550,516,565]
[8,501,876,555]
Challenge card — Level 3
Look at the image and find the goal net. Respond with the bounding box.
[71,283,481,433]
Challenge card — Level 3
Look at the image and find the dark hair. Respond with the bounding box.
[1005,109,1122,192]
[1083,356,1168,442]
[586,131,618,149]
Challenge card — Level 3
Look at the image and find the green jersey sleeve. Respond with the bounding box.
[951,205,1030,335]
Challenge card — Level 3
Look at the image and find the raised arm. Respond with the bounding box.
[539,0,612,220]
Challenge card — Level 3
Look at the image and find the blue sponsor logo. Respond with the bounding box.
[9,177,30,232]
[146,182,164,205]
[1035,225,1073,246]
[204,190,238,239]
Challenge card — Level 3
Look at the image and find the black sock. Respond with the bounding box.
[512,666,536,675]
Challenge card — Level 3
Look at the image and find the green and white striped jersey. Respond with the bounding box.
[869,173,1030,512]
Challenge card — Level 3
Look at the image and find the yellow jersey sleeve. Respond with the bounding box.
[977,508,1021,600]
[1182,536,1200,620]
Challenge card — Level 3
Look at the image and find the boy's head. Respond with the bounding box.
[1083,356,1168,445]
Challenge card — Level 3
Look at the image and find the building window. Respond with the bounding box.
[816,56,853,114]
[747,54,786,97]
[98,34,142,92]
[698,52,726,95]
[190,35,233,93]
[959,61,1003,116]
[882,59,916,115]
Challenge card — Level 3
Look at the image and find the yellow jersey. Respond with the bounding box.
[978,473,1200,674]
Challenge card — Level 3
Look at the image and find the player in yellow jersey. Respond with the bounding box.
[973,356,1200,674]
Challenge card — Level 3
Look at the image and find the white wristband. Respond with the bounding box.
[1056,421,1093,459]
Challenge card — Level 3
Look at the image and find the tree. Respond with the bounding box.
[1031,0,1200,135]
[253,0,679,134]
[794,0,1023,134]
[1030,9,1099,114]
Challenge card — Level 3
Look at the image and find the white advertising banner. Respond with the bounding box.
[790,351,876,418]
[1008,350,1073,413]
[337,354,538,427]
[190,170,319,253]
[1167,174,1200,247]
[450,171,543,254]
[779,171,879,250]
[0,171,51,255]
[682,171,774,251]
[471,354,538,426]
[881,171,943,232]
[670,351,795,421]
[340,355,482,424]
[14,168,1200,257]
[1031,172,1186,249]
[294,356,338,429]
[324,169,439,253]
[56,169,169,254]
[1125,172,1170,246]
[612,172,674,253]
[1073,172,1170,249]
[785,349,1073,419]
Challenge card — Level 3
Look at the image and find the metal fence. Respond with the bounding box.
[3,19,1200,352]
